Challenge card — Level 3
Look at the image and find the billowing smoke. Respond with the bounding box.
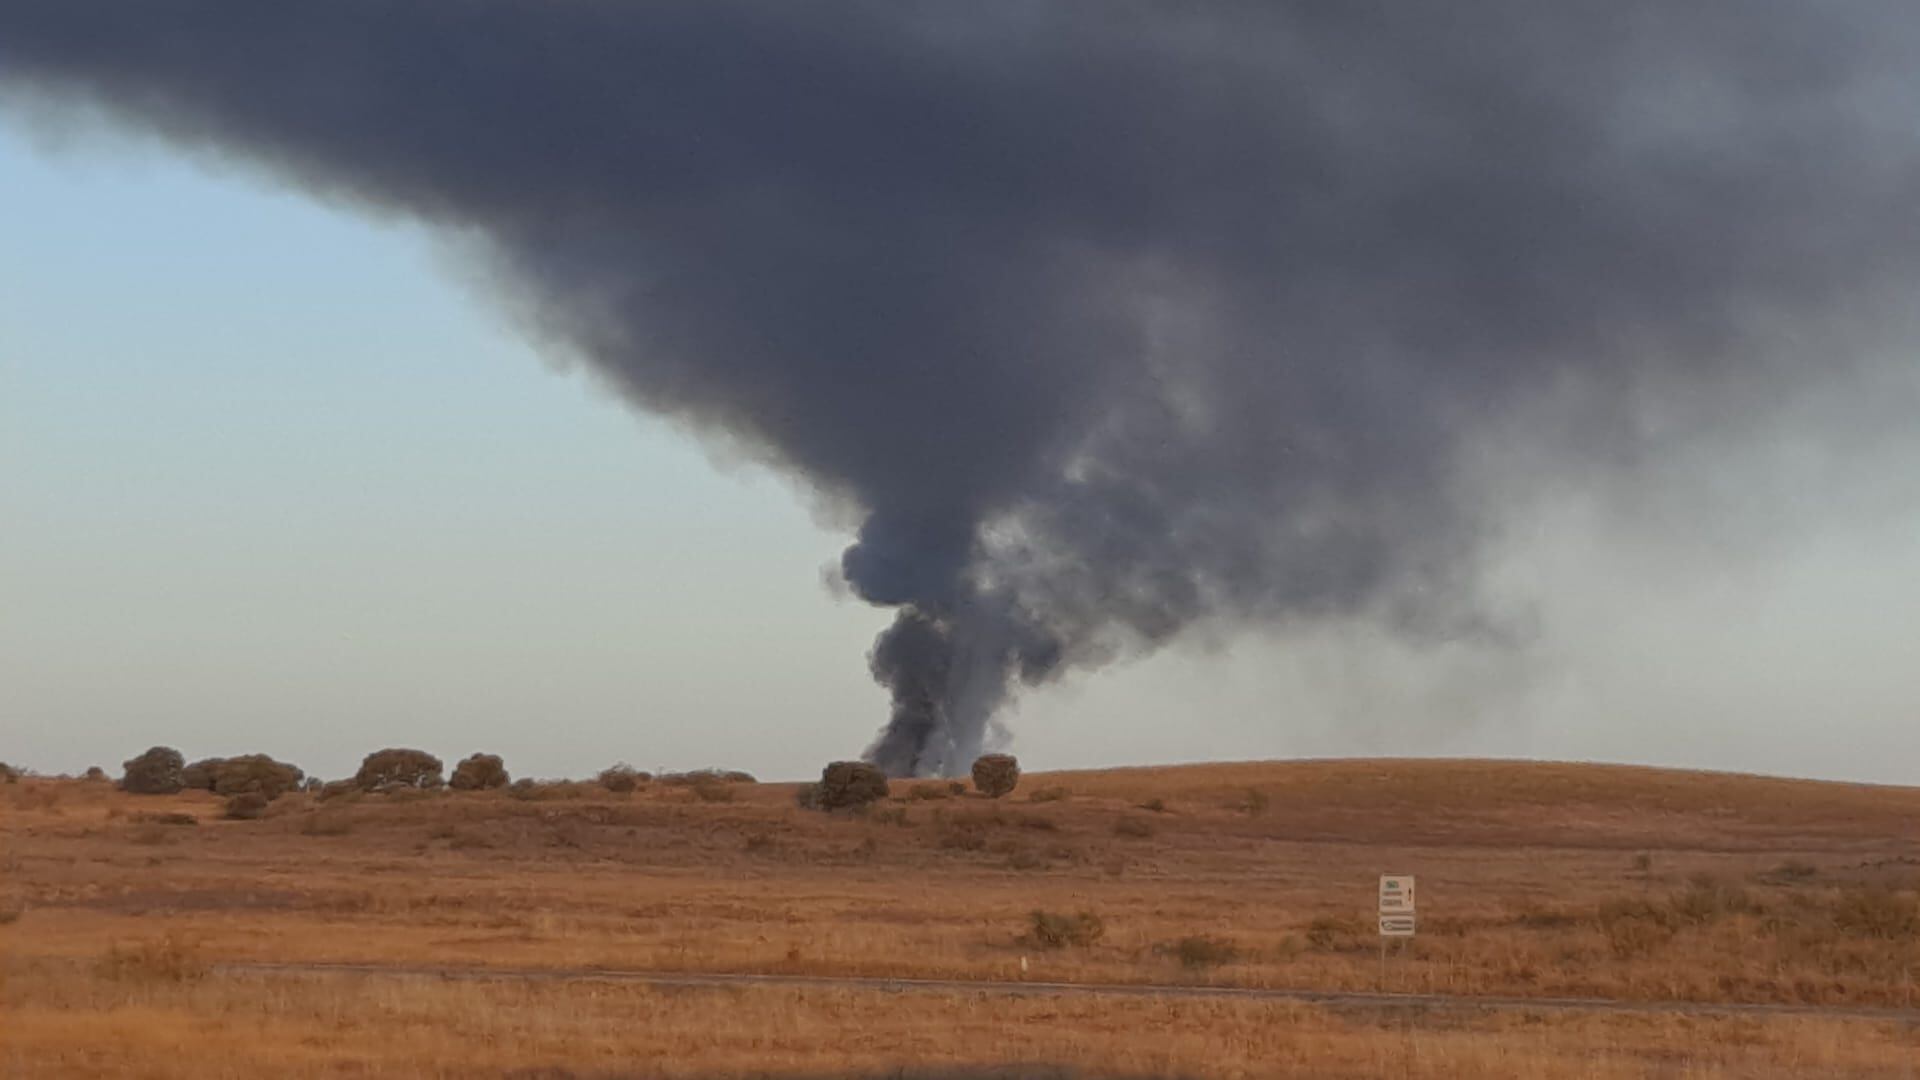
[3,2,1916,775]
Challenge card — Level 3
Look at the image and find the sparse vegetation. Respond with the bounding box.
[7,755,1920,1080]
[0,761,19,784]
[121,746,186,795]
[596,764,647,793]
[353,748,443,791]
[970,753,1020,799]
[1028,909,1105,948]
[449,753,510,791]
[659,769,756,786]
[224,792,270,820]
[689,776,735,803]
[908,782,953,801]
[95,936,207,983]
[1027,785,1069,803]
[83,765,108,782]
[1172,934,1240,968]
[299,812,354,837]
[1113,816,1154,838]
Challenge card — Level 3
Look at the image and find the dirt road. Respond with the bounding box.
[218,962,1920,1023]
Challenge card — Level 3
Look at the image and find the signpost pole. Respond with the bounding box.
[1377,874,1416,993]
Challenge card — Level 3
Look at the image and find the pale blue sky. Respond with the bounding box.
[6,125,1918,784]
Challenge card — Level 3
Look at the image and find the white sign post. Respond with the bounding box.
[1377,875,1416,987]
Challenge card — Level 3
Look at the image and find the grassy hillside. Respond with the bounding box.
[4,758,1918,1078]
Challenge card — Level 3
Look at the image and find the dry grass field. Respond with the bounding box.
[4,758,1919,1077]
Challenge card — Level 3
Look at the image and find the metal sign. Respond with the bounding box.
[1378,874,1416,915]
[1378,914,1416,937]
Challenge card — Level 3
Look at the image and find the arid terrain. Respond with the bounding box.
[4,758,1919,1078]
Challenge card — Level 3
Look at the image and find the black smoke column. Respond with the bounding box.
[2,2,1917,774]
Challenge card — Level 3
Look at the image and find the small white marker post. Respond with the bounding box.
[1377,874,1416,989]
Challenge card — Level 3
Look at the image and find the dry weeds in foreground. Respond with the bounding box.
[3,759,1919,1076]
[5,964,1919,1079]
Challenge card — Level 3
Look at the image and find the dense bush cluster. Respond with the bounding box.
[181,754,305,799]
[806,760,890,811]
[121,746,186,795]
[354,748,444,790]
[971,754,1020,799]
[449,752,510,791]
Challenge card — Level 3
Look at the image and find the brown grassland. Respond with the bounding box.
[3,758,1919,1077]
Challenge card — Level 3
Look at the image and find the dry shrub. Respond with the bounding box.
[317,779,360,802]
[1113,816,1154,839]
[353,748,444,790]
[1830,886,1920,938]
[1029,910,1104,948]
[0,901,23,925]
[937,822,987,851]
[96,935,207,983]
[1305,915,1361,950]
[1027,786,1069,803]
[811,760,890,811]
[947,780,967,797]
[1137,797,1168,813]
[660,768,755,786]
[1765,860,1819,884]
[1595,898,1678,959]
[450,752,511,791]
[597,764,648,793]
[128,824,175,846]
[689,777,735,803]
[864,805,909,826]
[224,792,270,820]
[83,765,108,782]
[513,779,597,801]
[1173,935,1240,968]
[0,762,18,784]
[1669,875,1760,925]
[301,812,354,837]
[1016,814,1058,831]
[131,811,198,827]
[1235,788,1270,816]
[971,754,1021,799]
[909,783,954,801]
[1005,848,1048,871]
[121,746,186,795]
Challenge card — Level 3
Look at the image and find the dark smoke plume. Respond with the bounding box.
[3,2,1917,774]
